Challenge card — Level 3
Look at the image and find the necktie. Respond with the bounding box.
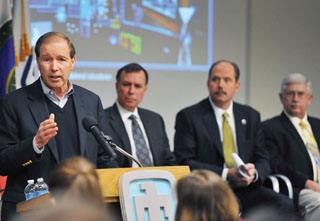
[129,115,152,167]
[222,113,236,168]
[299,121,320,169]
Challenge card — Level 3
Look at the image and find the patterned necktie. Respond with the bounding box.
[299,121,320,169]
[222,112,236,168]
[129,115,152,167]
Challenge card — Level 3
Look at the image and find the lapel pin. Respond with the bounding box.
[241,119,247,125]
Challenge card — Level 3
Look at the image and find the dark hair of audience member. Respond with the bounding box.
[175,170,239,221]
[48,156,105,209]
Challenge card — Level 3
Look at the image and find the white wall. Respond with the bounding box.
[249,0,320,120]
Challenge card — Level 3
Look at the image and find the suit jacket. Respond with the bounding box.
[0,79,117,204]
[263,112,320,201]
[104,103,176,167]
[174,98,270,185]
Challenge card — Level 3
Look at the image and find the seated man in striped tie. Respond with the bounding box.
[104,63,176,167]
[263,73,320,220]
[174,60,295,217]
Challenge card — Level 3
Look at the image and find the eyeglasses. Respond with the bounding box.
[283,91,307,98]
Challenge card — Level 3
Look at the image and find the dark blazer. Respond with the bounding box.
[263,112,320,201]
[0,79,117,205]
[104,103,176,167]
[174,98,270,185]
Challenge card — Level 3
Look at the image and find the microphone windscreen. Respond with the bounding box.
[82,116,99,132]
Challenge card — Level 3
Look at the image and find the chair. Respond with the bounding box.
[265,174,293,199]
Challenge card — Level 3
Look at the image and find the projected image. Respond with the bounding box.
[30,0,213,72]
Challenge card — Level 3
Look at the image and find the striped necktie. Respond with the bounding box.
[300,121,320,169]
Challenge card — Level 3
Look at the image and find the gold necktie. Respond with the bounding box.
[299,121,320,169]
[223,113,236,168]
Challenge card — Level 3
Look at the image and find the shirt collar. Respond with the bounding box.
[116,100,139,120]
[40,77,74,99]
[283,109,308,125]
[208,97,233,118]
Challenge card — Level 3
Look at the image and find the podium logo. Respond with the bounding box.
[119,170,177,221]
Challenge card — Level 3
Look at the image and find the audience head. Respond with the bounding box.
[35,32,76,96]
[116,63,148,112]
[15,198,110,221]
[48,156,105,208]
[279,73,313,119]
[207,60,240,110]
[175,170,239,221]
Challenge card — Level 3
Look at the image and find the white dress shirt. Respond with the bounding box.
[284,110,320,182]
[209,97,237,180]
[116,101,154,167]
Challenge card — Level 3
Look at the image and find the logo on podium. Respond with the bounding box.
[118,170,177,221]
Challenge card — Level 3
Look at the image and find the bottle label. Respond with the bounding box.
[25,193,35,200]
[34,190,48,197]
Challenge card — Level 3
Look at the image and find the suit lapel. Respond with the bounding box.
[109,104,131,154]
[72,87,87,156]
[138,109,157,163]
[27,79,59,163]
[201,100,224,156]
[280,112,311,160]
[233,103,246,157]
[309,117,320,149]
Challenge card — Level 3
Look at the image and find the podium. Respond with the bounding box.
[17,166,190,217]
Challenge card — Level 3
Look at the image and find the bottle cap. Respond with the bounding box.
[27,179,34,184]
[37,177,44,182]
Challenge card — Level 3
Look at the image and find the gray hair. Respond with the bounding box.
[280,73,312,94]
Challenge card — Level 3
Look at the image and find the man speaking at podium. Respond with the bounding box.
[0,32,118,220]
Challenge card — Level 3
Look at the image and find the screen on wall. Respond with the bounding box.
[30,0,213,81]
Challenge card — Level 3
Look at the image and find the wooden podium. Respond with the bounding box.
[17,166,190,217]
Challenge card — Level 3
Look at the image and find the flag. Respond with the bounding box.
[0,0,16,97]
[13,0,38,89]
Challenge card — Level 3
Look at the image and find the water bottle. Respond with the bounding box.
[24,179,35,200]
[34,177,49,197]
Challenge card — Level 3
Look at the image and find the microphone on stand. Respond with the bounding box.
[103,135,143,168]
[82,116,117,160]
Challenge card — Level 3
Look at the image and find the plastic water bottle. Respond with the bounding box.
[34,177,49,197]
[24,179,35,200]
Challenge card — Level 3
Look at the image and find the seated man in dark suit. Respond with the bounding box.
[174,60,295,216]
[105,63,176,167]
[263,73,320,219]
[0,32,117,221]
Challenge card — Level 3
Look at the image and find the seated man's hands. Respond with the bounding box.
[305,179,320,192]
[227,163,255,188]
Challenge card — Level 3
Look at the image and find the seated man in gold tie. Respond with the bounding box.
[263,73,320,220]
[174,60,295,217]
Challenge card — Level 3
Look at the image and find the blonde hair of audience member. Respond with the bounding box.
[48,156,105,209]
[175,170,239,221]
[15,198,109,221]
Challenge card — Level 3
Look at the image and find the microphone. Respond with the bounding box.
[103,135,143,167]
[82,116,117,160]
